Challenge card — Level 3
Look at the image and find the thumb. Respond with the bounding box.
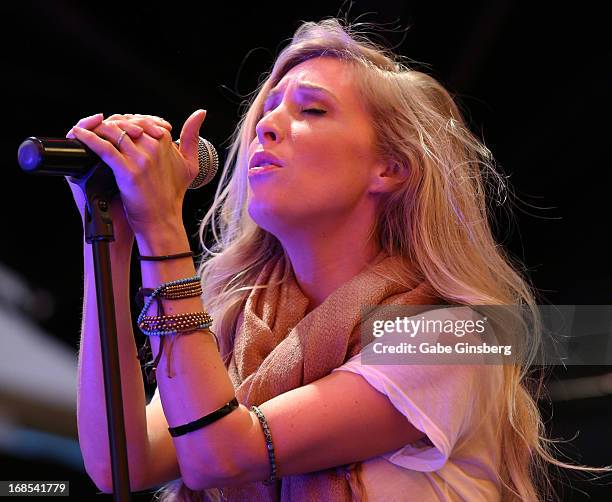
[179,109,207,160]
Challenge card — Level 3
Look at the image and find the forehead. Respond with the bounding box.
[270,57,361,104]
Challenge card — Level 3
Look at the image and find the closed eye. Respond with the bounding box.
[256,108,326,122]
[302,108,326,115]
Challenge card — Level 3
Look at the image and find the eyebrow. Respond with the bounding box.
[264,82,339,107]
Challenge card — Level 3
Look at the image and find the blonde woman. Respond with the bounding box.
[69,18,608,502]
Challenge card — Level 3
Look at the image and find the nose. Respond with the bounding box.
[255,109,283,145]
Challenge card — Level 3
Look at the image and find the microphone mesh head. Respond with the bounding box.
[175,137,219,189]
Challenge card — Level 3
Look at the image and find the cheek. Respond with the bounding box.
[290,158,370,215]
[246,129,373,226]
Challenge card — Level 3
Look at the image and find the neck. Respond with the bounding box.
[279,223,384,315]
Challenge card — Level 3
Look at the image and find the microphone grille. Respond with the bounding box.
[175,137,219,189]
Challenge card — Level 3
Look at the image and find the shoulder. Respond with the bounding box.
[337,304,504,397]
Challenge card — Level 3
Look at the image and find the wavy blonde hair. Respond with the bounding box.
[154,18,611,502]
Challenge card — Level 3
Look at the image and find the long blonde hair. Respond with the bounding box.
[154,18,611,502]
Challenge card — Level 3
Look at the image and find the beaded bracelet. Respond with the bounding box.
[251,405,278,485]
[137,275,203,325]
[137,282,203,305]
[137,275,200,326]
[139,312,213,336]
[136,275,218,383]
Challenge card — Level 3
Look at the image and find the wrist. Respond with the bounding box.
[135,223,190,256]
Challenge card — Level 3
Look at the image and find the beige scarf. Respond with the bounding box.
[218,251,440,501]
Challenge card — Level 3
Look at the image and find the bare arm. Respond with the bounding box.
[76,200,196,493]
[68,112,176,492]
[135,315,428,493]
[75,200,153,492]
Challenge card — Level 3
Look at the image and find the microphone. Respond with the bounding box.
[17,136,219,189]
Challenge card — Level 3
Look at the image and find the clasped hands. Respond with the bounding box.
[65,110,207,241]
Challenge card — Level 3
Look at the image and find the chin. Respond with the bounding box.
[247,200,297,237]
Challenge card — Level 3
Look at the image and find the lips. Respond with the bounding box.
[248,150,284,170]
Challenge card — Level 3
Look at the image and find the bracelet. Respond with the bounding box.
[150,280,202,297]
[136,275,215,383]
[137,282,202,304]
[138,251,194,261]
[139,311,212,334]
[137,275,202,327]
[168,397,240,437]
[251,405,278,485]
[135,277,202,312]
[139,323,213,337]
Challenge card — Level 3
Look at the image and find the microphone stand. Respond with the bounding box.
[74,162,132,501]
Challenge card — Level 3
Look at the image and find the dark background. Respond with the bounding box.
[1,0,610,500]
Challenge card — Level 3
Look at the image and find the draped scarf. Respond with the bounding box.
[216,251,440,501]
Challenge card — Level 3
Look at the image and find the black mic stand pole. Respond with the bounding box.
[76,162,132,501]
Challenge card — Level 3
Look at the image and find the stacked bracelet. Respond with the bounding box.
[135,280,202,315]
[137,276,202,319]
[139,312,213,336]
[135,274,217,384]
[137,276,201,325]
[251,405,278,485]
[155,279,202,298]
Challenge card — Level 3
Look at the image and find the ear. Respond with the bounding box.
[369,158,410,195]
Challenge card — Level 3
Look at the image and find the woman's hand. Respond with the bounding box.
[65,113,145,241]
[66,110,207,240]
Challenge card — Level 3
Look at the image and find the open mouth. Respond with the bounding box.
[249,150,284,171]
[248,164,281,175]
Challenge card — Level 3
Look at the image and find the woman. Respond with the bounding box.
[69,18,606,502]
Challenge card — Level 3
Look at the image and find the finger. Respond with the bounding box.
[88,121,140,156]
[100,121,167,156]
[109,119,144,139]
[107,113,130,122]
[119,117,170,139]
[154,116,173,130]
[108,113,171,132]
[146,114,172,129]
[71,126,128,171]
[179,109,206,160]
[130,113,172,131]
[67,113,103,138]
[75,113,104,128]
[132,120,169,140]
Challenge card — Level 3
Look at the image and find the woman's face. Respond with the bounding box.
[247,56,384,238]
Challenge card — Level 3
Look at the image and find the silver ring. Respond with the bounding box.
[116,130,128,149]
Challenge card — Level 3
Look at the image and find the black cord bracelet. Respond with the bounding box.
[138,251,194,261]
[168,397,239,437]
